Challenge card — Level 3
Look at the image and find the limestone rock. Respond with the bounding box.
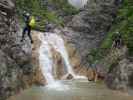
[0,0,35,99]
[106,59,133,91]
[98,46,133,90]
[62,73,74,80]
[31,31,46,85]
[97,46,128,77]
[52,48,67,79]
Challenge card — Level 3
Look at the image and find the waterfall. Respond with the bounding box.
[46,33,75,76]
[38,32,77,84]
[39,33,55,84]
[68,0,88,9]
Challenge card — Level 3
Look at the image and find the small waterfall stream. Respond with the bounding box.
[38,32,77,84]
[38,33,55,84]
[68,0,88,9]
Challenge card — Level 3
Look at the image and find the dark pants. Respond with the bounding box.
[113,39,122,48]
[21,25,33,43]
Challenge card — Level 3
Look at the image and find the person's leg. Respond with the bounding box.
[113,40,117,48]
[21,26,27,42]
[120,38,122,46]
[115,39,120,48]
[27,26,33,43]
[117,39,121,48]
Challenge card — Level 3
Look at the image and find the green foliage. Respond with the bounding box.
[16,0,78,31]
[88,48,108,65]
[88,0,133,64]
[101,0,133,55]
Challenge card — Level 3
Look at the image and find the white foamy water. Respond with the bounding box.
[45,81,69,91]
[68,0,88,9]
[38,32,87,84]
[39,33,55,84]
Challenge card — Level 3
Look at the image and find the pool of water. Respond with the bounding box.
[8,79,133,100]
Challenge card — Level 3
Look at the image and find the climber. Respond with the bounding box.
[112,31,122,48]
[21,12,35,43]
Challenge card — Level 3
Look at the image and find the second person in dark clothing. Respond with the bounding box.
[112,32,122,48]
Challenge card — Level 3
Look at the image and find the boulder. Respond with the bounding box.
[62,73,74,80]
[106,58,133,91]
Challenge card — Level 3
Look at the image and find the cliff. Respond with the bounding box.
[0,0,36,99]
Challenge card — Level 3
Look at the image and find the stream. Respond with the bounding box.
[8,79,133,100]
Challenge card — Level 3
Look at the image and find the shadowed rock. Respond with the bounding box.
[0,0,35,99]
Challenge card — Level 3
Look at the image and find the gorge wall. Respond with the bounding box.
[0,0,37,99]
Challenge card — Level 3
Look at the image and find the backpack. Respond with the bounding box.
[29,16,36,28]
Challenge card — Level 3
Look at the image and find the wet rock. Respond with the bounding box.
[97,46,133,90]
[62,73,74,80]
[31,31,46,85]
[97,46,128,78]
[32,31,96,82]
[106,58,133,91]
[0,0,35,99]
[86,68,97,81]
[52,49,67,79]
[31,67,46,85]
[65,40,98,81]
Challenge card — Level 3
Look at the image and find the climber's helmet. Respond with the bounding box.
[26,12,30,17]
[116,31,119,34]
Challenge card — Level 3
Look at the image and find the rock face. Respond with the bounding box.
[0,0,35,99]
[103,46,133,91]
[106,59,133,91]
[65,40,97,81]
[97,46,128,78]
[96,46,133,90]
[66,0,119,66]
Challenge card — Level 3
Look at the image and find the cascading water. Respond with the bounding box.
[38,32,86,85]
[46,33,75,76]
[39,33,55,84]
[68,0,88,9]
